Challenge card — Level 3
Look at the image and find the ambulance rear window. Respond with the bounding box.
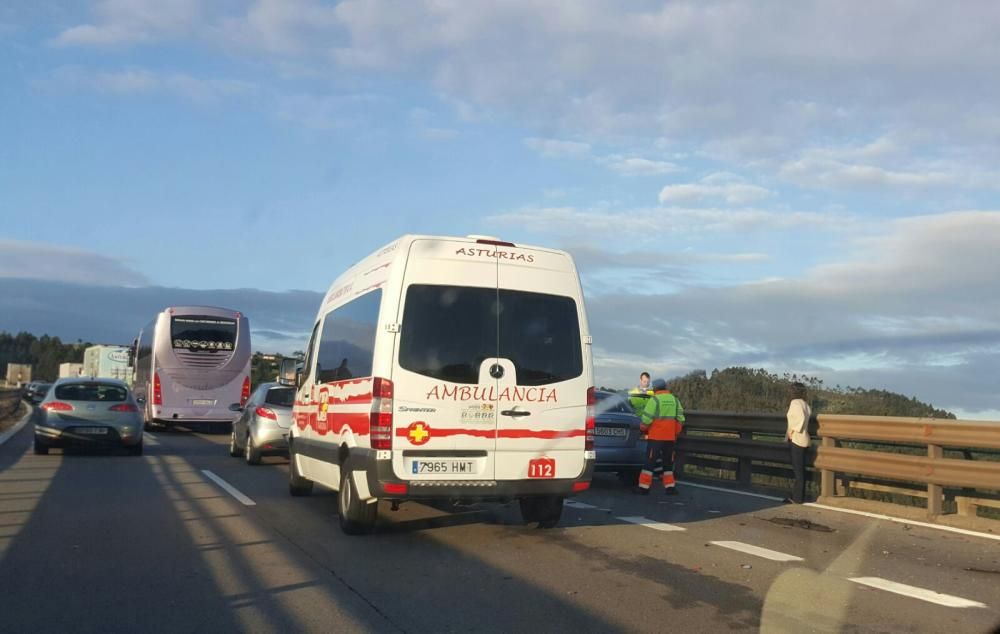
[399,285,583,385]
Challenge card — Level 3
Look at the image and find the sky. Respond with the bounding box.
[1,1,999,418]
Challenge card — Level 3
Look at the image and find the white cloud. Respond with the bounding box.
[584,210,1000,412]
[602,156,680,176]
[659,181,773,205]
[0,240,149,286]
[523,137,591,158]
[51,0,202,47]
[33,66,255,104]
[488,204,848,237]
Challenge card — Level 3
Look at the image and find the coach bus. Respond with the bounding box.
[132,306,251,433]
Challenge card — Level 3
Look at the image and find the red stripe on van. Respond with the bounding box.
[394,427,585,442]
[311,411,370,436]
[328,393,373,405]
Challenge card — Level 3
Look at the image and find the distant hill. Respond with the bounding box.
[604,366,956,419]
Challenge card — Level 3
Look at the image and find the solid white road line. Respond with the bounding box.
[849,577,987,609]
[201,470,256,506]
[618,516,686,532]
[804,502,1000,543]
[678,480,786,502]
[709,540,804,562]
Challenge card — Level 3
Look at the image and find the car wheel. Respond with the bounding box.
[33,439,49,455]
[337,458,377,535]
[245,433,261,465]
[288,441,313,497]
[229,429,243,457]
[127,441,143,456]
[519,496,564,528]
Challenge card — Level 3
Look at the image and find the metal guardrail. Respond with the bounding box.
[815,414,1000,517]
[677,411,1000,519]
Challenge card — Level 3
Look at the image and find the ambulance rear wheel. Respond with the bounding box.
[520,495,564,528]
[337,458,377,535]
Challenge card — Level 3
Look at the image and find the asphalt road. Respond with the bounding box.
[1,418,998,633]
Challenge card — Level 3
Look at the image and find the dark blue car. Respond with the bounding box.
[592,390,647,484]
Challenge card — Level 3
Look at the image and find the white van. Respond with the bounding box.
[289,235,596,534]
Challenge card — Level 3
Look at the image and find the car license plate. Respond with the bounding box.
[192,399,215,406]
[77,427,108,435]
[410,460,478,475]
[528,457,556,479]
[594,426,628,437]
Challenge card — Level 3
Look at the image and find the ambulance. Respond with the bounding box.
[289,235,595,534]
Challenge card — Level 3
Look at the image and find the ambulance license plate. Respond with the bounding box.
[410,460,477,475]
[528,458,556,479]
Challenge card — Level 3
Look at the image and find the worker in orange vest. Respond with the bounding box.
[635,378,685,495]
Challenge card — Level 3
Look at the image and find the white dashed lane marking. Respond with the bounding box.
[618,516,686,532]
[565,500,610,511]
[202,470,256,506]
[709,541,804,562]
[849,577,987,609]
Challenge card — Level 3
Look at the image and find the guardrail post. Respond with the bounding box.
[927,444,943,517]
[820,436,835,497]
[737,431,753,487]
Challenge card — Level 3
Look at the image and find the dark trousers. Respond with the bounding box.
[640,440,676,489]
[789,441,806,503]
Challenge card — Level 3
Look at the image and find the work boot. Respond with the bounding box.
[664,487,678,496]
[632,486,650,495]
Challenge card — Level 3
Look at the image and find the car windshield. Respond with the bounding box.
[54,383,127,402]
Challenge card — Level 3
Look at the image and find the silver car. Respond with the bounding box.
[33,378,144,455]
[228,382,294,465]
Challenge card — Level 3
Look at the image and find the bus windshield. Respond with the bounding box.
[170,316,237,351]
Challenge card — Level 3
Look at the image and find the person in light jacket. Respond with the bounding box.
[785,382,811,503]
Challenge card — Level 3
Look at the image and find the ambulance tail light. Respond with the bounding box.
[585,387,596,451]
[240,376,251,406]
[153,372,162,406]
[370,377,394,450]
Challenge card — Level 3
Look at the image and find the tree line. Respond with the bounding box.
[601,366,955,418]
[0,332,91,382]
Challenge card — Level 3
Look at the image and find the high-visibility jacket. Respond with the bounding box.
[640,390,685,441]
[628,387,653,415]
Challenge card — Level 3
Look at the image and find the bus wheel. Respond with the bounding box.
[337,458,377,535]
[288,445,313,497]
[520,496,564,528]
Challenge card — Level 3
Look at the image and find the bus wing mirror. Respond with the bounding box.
[295,368,304,389]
